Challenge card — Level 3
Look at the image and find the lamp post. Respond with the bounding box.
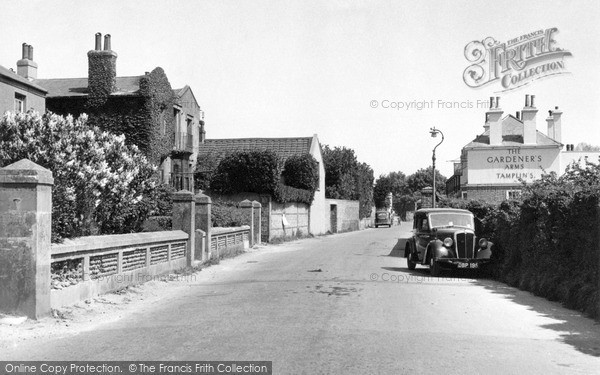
[429,127,444,208]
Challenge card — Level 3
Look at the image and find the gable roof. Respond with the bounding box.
[173,85,201,109]
[0,64,47,94]
[198,137,314,169]
[35,76,143,98]
[464,114,561,148]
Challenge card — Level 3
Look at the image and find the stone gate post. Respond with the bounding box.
[0,159,53,319]
[252,200,262,245]
[195,192,212,262]
[239,200,254,247]
[172,190,195,267]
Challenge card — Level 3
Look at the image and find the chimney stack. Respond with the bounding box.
[88,32,117,105]
[551,105,562,143]
[487,96,503,145]
[16,42,38,80]
[522,94,537,144]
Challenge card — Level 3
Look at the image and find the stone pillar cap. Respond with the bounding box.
[194,192,212,204]
[252,200,262,208]
[239,199,253,208]
[172,190,195,201]
[0,159,54,185]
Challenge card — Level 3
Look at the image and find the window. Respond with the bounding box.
[461,191,467,199]
[14,93,25,113]
[506,190,521,200]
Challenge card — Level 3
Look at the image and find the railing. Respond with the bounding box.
[174,132,194,152]
[50,231,189,308]
[210,226,250,259]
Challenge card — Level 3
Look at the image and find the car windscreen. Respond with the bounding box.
[428,213,474,229]
[377,213,388,219]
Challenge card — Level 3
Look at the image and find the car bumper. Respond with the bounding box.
[436,258,492,269]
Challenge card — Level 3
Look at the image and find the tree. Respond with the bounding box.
[373,171,408,208]
[322,145,374,218]
[575,142,600,151]
[322,145,359,199]
[406,166,447,195]
[355,162,375,219]
[0,111,160,242]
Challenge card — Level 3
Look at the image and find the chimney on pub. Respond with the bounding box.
[88,33,117,104]
[550,106,562,143]
[487,96,503,145]
[522,94,538,144]
[16,43,38,80]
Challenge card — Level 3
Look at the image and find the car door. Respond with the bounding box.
[415,215,432,262]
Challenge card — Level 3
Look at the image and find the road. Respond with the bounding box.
[2,222,600,374]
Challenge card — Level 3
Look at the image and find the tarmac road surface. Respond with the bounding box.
[2,222,600,374]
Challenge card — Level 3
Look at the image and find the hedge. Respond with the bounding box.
[441,162,600,319]
[210,150,317,204]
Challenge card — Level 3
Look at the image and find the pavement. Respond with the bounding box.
[1,222,600,374]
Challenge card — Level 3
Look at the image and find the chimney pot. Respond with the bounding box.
[95,32,102,50]
[489,96,495,109]
[549,110,552,116]
[530,95,536,107]
[555,106,559,110]
[525,94,530,107]
[104,34,111,51]
[516,111,520,120]
[22,43,29,60]
[495,96,500,108]
[28,45,33,61]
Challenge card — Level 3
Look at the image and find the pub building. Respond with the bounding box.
[446,95,600,202]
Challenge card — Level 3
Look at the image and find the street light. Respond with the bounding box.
[429,127,444,208]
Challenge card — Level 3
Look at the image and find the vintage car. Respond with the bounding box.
[375,210,392,228]
[405,208,492,276]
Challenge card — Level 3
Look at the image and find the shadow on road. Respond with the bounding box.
[473,279,600,357]
[388,238,408,257]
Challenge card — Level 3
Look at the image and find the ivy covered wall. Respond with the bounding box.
[45,67,176,165]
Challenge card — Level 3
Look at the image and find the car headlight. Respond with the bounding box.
[479,238,488,248]
[443,237,453,247]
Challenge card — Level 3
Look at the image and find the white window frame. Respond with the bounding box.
[14,93,25,113]
[461,191,467,199]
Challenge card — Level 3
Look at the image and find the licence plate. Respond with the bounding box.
[457,262,479,269]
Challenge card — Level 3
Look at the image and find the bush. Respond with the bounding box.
[211,199,246,227]
[442,163,600,319]
[0,111,158,242]
[282,154,319,192]
[211,150,282,196]
[210,150,316,205]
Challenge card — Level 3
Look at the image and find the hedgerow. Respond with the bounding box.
[441,162,600,319]
[211,198,246,227]
[210,150,317,204]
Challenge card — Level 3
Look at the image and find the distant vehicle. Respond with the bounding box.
[405,208,492,276]
[375,210,392,228]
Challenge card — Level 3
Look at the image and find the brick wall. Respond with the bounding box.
[463,185,522,203]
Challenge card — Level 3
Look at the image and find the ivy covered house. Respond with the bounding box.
[35,33,204,189]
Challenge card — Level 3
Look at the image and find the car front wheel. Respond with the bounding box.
[406,246,416,270]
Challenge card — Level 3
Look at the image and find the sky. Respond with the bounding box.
[1,0,598,178]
